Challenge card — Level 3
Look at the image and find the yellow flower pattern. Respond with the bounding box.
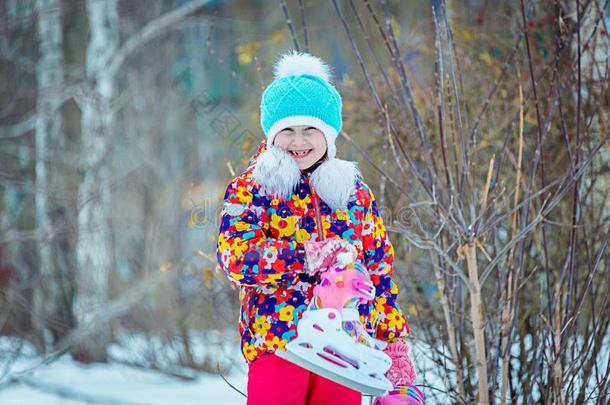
[230,238,249,256]
[292,194,311,210]
[278,305,295,322]
[375,296,387,313]
[295,228,310,244]
[387,307,405,331]
[265,336,286,351]
[270,213,298,238]
[243,342,257,362]
[335,209,349,221]
[252,315,271,336]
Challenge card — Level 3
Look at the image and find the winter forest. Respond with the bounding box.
[1,0,609,404]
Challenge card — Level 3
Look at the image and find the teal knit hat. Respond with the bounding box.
[260,50,343,158]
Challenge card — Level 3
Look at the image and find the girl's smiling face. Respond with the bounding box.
[273,125,327,170]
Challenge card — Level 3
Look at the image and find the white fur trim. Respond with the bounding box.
[336,251,355,267]
[266,115,338,159]
[252,146,301,199]
[273,50,333,82]
[310,158,361,210]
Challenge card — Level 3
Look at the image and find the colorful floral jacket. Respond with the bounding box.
[216,141,410,364]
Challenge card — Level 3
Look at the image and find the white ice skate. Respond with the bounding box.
[276,307,393,395]
[276,242,394,396]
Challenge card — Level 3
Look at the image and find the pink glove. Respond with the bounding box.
[372,342,425,404]
[385,341,416,386]
[303,237,357,275]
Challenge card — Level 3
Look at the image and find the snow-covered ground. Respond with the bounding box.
[0,335,249,405]
[0,349,375,405]
[0,356,248,405]
[0,335,435,404]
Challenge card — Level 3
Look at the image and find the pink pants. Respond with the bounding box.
[247,353,362,405]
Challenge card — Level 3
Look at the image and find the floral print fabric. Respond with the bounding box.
[217,141,410,364]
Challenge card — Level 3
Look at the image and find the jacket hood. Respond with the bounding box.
[245,140,361,211]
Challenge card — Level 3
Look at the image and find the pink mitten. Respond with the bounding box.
[303,237,357,275]
[372,342,425,404]
[385,341,416,386]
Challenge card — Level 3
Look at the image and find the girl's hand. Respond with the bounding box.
[303,237,357,275]
[372,342,424,404]
[384,341,416,387]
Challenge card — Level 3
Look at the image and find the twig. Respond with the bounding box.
[217,361,246,398]
[106,0,214,79]
[279,0,300,51]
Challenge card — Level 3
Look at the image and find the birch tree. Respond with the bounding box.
[1,0,42,346]
[71,0,214,363]
[73,0,119,363]
[32,0,73,354]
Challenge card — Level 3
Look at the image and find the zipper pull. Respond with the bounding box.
[310,187,325,242]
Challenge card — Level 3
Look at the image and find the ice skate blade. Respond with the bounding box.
[275,348,391,396]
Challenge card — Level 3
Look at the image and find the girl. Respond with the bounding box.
[217,51,422,405]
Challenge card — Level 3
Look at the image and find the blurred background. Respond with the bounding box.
[1,0,609,403]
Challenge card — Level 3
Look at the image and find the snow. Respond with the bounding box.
[0,336,248,405]
[1,360,247,405]
[0,351,379,404]
[0,335,439,404]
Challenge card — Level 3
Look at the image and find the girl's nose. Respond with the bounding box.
[291,131,309,146]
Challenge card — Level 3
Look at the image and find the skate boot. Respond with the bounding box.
[276,241,394,396]
[304,238,389,351]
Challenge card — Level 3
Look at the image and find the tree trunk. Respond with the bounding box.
[431,250,466,402]
[32,0,75,354]
[73,0,119,363]
[463,242,489,404]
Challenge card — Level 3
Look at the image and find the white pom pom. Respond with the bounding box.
[252,147,301,199]
[273,50,333,82]
[310,158,360,210]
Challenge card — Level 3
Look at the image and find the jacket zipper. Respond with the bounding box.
[309,181,325,242]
